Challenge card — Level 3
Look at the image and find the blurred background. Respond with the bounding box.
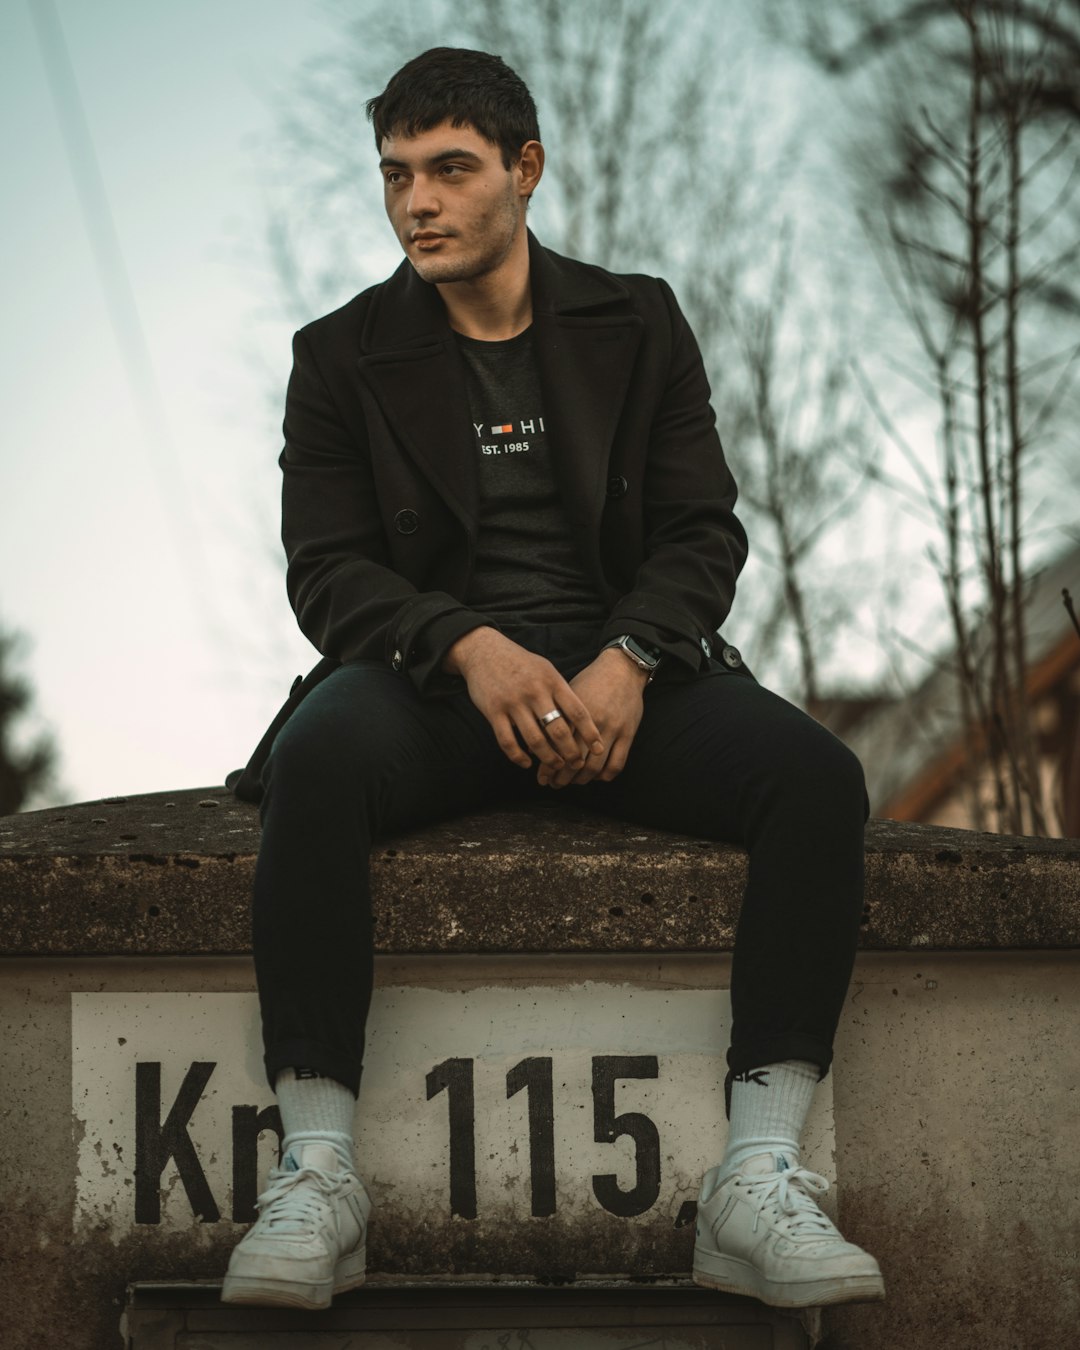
[3,0,1078,834]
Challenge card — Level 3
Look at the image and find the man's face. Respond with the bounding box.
[379,121,533,285]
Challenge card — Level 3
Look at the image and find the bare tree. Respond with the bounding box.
[715,222,878,703]
[776,0,1080,833]
[261,0,776,332]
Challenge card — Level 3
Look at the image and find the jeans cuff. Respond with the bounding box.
[265,1038,362,1098]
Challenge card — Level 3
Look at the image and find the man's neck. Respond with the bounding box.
[437,232,532,341]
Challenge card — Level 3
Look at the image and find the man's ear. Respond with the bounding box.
[517,140,545,200]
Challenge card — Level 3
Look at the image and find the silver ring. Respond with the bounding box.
[539,709,563,726]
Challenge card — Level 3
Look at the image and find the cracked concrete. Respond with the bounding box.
[2,788,1078,956]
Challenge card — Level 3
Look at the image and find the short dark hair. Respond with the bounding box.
[366,47,540,169]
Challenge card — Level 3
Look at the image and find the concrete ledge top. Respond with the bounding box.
[1,787,1078,957]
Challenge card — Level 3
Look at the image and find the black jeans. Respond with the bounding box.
[254,622,868,1096]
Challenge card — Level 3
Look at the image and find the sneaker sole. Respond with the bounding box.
[221,1247,366,1310]
[692,1247,885,1308]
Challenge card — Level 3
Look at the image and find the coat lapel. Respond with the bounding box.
[354,236,642,542]
[356,261,478,533]
[527,235,643,533]
[532,312,642,530]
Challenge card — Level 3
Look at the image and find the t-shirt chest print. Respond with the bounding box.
[475,415,544,457]
[455,327,605,626]
[460,330,549,480]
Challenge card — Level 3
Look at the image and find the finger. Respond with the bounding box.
[530,692,592,767]
[491,713,533,769]
[570,756,607,786]
[513,708,567,769]
[565,738,611,786]
[525,667,601,760]
[548,759,580,788]
[552,684,605,756]
[539,733,587,787]
[570,725,591,759]
[597,736,631,782]
[540,715,587,768]
[547,715,600,779]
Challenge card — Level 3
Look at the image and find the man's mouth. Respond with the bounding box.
[412,232,451,247]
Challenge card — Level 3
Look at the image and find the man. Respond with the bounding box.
[222,47,884,1313]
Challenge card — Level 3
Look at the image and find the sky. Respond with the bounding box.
[2,0,361,805]
[3,0,1074,812]
[2,0,806,810]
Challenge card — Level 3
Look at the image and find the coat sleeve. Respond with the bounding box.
[599,279,748,673]
[280,327,489,692]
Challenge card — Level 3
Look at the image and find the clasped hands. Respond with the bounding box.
[443,627,649,788]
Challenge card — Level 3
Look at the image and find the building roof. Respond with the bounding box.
[838,540,1080,818]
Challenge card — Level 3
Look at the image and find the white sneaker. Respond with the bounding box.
[221,1140,371,1310]
[692,1152,885,1308]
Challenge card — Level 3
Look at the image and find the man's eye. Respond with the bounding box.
[385,171,405,186]
[440,164,464,176]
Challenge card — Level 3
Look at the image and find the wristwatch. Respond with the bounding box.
[602,634,663,682]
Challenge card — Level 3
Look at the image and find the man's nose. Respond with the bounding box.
[407,175,439,219]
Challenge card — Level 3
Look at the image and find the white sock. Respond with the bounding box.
[720,1059,819,1175]
[274,1067,356,1172]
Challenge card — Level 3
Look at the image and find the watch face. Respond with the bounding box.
[623,637,661,669]
[604,636,661,671]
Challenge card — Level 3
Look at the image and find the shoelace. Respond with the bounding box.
[737,1166,840,1239]
[254,1163,345,1235]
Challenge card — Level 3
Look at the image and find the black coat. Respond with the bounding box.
[229,233,748,801]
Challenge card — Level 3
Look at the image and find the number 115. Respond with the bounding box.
[426,1055,661,1221]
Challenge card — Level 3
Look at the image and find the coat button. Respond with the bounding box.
[391,649,403,671]
[394,508,419,535]
[721,643,742,669]
[700,636,712,658]
[606,475,628,500]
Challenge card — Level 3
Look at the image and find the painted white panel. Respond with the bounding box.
[72,986,834,1242]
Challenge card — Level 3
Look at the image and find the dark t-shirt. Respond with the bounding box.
[455,327,606,627]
